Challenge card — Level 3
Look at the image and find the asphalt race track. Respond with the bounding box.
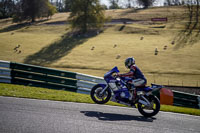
[0,96,200,133]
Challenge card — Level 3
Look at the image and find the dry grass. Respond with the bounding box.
[51,24,200,86]
[0,6,200,87]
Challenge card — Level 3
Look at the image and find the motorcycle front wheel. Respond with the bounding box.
[137,95,160,117]
[90,84,111,104]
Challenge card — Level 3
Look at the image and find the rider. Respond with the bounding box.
[118,57,147,101]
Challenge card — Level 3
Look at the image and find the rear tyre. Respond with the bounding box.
[90,84,111,104]
[138,95,160,117]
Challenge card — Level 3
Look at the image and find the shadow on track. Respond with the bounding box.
[81,111,156,122]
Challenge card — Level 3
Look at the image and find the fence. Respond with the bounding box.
[173,91,199,109]
[0,60,200,109]
[0,60,104,94]
[0,60,11,84]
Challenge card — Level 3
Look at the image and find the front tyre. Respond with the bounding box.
[90,84,111,104]
[138,95,160,117]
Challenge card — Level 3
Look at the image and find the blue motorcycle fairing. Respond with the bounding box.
[111,66,120,73]
[137,86,153,92]
[104,66,119,78]
[104,76,116,83]
[113,87,131,102]
[104,67,120,83]
[97,84,107,89]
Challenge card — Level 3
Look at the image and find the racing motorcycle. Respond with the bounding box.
[90,67,163,117]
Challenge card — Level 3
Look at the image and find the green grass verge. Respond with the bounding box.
[0,83,122,106]
[0,83,200,116]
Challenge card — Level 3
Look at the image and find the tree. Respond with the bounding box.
[69,0,105,33]
[127,0,132,8]
[47,2,57,18]
[0,0,15,19]
[164,0,172,6]
[137,0,155,8]
[13,0,56,22]
[65,0,73,12]
[101,4,108,10]
[57,0,65,12]
[164,0,187,6]
[172,0,181,5]
[109,0,120,9]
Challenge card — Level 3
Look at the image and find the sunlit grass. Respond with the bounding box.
[0,83,200,116]
[161,105,200,116]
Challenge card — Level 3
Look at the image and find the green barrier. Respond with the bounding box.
[152,90,160,99]
[173,98,199,108]
[198,96,200,109]
[12,78,77,92]
[10,62,76,79]
[173,91,198,100]
[173,91,199,109]
[11,70,77,86]
[10,62,78,92]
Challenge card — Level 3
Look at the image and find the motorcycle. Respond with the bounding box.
[90,66,163,117]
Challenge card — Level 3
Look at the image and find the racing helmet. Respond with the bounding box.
[125,57,135,69]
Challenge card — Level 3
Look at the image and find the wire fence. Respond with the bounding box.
[146,74,200,88]
[151,79,200,87]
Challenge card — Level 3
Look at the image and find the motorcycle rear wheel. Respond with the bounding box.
[90,84,112,104]
[137,95,160,117]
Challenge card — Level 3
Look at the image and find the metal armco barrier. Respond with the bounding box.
[0,60,11,83]
[173,90,199,109]
[76,73,106,94]
[0,60,200,109]
[10,62,78,92]
[198,96,200,108]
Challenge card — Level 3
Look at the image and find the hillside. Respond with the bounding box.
[0,6,200,87]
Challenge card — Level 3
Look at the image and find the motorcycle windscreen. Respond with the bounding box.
[111,66,120,73]
[104,66,119,78]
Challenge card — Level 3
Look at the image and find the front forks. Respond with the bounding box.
[138,95,151,107]
[99,84,109,96]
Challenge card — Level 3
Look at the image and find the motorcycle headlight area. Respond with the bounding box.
[111,72,117,77]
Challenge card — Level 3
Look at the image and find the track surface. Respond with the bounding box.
[0,96,200,133]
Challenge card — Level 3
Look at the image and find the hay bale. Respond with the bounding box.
[163,45,167,50]
[91,46,95,50]
[116,54,121,59]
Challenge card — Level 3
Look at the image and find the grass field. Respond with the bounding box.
[0,6,200,87]
[0,83,200,116]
